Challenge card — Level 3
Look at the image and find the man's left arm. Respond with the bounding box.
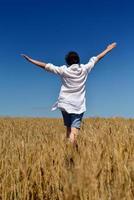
[21,54,63,75]
[21,54,47,69]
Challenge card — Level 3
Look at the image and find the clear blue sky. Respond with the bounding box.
[0,0,134,118]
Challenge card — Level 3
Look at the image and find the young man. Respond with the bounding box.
[21,42,116,146]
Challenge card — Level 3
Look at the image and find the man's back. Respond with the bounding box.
[51,56,98,113]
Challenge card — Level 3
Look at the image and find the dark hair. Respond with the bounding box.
[65,51,80,66]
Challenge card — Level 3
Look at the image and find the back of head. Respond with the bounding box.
[65,51,80,66]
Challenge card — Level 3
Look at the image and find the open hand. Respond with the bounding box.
[21,54,30,61]
[107,42,117,51]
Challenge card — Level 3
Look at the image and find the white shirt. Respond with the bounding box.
[45,56,98,114]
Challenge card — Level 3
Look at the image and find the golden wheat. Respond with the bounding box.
[0,117,133,200]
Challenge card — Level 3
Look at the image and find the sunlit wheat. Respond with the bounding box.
[0,117,133,200]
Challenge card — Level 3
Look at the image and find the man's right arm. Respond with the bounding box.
[96,42,117,63]
[83,42,117,73]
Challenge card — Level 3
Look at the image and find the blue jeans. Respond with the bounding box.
[61,111,84,129]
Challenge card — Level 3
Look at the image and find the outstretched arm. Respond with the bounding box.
[21,54,47,69]
[21,54,64,75]
[84,42,117,72]
[96,42,117,63]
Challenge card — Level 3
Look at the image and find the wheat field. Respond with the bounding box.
[0,117,133,200]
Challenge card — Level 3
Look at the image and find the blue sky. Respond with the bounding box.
[0,0,134,118]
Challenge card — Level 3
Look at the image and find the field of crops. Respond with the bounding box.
[0,117,133,200]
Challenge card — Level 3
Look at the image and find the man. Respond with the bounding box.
[21,42,116,146]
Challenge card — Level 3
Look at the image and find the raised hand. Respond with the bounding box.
[21,54,30,61]
[96,42,117,62]
[21,53,47,69]
[107,42,117,51]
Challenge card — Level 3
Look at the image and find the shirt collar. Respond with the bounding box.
[69,64,80,70]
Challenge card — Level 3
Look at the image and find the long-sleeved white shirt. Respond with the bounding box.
[45,56,98,114]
